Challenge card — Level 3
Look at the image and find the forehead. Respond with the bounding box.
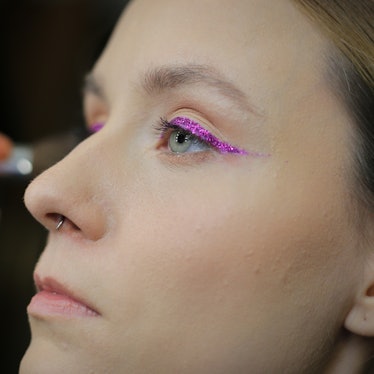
[95,0,327,111]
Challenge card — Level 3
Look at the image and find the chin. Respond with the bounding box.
[19,339,97,374]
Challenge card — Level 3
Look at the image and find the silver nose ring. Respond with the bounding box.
[56,215,65,231]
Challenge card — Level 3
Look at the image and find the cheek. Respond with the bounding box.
[108,163,358,318]
[94,161,362,370]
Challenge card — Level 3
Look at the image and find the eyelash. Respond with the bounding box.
[155,116,248,155]
[155,118,210,154]
[84,116,248,156]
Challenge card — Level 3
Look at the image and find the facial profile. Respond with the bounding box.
[20,0,374,373]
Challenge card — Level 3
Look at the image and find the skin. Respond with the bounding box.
[20,0,374,373]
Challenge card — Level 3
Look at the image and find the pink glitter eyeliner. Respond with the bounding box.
[89,122,105,133]
[170,117,248,155]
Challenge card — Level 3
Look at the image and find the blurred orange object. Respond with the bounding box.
[0,133,13,161]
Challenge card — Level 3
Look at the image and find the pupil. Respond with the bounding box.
[176,131,188,144]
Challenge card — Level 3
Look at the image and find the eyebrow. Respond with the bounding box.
[83,64,264,117]
[141,64,264,116]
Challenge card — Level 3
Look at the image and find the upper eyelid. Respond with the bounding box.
[166,116,248,155]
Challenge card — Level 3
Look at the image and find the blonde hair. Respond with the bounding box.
[293,0,373,87]
[293,0,374,209]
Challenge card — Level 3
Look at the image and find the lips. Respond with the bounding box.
[27,274,100,319]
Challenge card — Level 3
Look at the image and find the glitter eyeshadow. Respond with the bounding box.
[170,117,248,155]
[90,122,104,133]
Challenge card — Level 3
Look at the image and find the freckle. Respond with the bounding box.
[254,266,261,275]
[194,224,203,235]
[244,249,254,260]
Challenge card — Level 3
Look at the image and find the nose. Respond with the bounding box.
[24,136,108,241]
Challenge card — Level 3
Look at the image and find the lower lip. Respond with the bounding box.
[27,291,99,318]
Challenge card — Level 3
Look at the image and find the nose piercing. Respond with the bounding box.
[56,215,65,231]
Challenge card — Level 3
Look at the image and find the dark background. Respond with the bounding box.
[0,1,127,372]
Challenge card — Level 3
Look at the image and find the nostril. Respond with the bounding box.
[55,215,65,230]
[47,213,81,233]
[47,213,64,228]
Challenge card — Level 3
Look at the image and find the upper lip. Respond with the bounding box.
[34,273,100,315]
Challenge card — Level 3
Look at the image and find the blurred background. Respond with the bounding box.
[0,1,128,372]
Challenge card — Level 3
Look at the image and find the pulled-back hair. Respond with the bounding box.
[293,1,374,211]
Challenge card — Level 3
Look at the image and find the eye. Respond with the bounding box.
[168,128,210,153]
[156,116,248,155]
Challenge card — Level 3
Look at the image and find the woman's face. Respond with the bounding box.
[20,0,366,373]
